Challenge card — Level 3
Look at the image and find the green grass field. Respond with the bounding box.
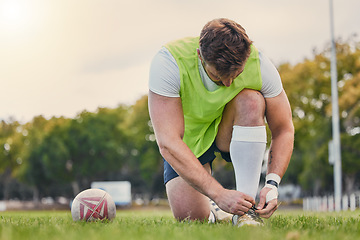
[1,208,360,240]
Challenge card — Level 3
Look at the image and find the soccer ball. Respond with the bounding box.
[71,188,116,221]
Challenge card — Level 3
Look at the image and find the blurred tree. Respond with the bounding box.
[120,95,164,197]
[335,39,360,194]
[64,106,130,195]
[16,116,68,202]
[0,119,25,200]
[279,56,333,195]
[279,37,360,195]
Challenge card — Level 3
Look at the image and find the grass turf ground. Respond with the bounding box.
[1,208,360,240]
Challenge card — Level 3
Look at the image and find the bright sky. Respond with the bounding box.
[0,0,359,122]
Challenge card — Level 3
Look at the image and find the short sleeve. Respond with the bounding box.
[259,51,283,98]
[149,47,181,97]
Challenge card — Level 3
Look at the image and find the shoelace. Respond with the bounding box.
[247,206,264,223]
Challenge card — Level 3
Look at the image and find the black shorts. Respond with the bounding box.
[163,141,231,184]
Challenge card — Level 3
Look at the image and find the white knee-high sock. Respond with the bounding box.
[230,126,267,200]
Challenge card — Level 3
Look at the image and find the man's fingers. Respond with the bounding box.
[257,197,266,210]
[234,200,253,213]
[233,209,246,216]
[256,200,278,218]
[218,189,256,215]
[228,194,255,215]
[241,193,256,206]
[256,187,270,210]
[260,205,277,218]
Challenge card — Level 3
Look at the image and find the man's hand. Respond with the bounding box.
[255,186,278,218]
[215,189,255,216]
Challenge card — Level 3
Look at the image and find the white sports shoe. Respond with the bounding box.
[232,206,264,227]
[209,199,233,223]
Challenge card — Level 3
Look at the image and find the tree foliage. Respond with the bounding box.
[280,37,360,196]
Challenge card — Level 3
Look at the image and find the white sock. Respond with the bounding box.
[230,126,267,199]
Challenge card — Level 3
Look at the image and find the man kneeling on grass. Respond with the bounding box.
[148,18,294,226]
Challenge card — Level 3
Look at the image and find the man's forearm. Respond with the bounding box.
[267,130,294,178]
[160,139,224,201]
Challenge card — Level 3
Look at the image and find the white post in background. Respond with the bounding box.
[322,196,328,211]
[329,0,342,212]
[328,195,334,212]
[342,195,348,211]
[316,197,321,212]
[350,194,356,211]
[304,198,309,211]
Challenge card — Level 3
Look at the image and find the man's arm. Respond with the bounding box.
[148,90,255,215]
[256,90,294,218]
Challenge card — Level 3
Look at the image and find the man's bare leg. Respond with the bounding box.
[165,163,212,221]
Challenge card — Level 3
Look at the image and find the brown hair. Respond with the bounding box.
[199,18,253,77]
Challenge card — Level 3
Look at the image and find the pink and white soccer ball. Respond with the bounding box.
[71,189,116,221]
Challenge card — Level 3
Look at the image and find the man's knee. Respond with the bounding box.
[166,177,210,221]
[232,89,265,126]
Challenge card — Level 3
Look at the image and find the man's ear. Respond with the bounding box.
[196,48,202,60]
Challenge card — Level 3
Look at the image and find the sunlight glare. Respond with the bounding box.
[1,0,29,25]
[0,0,48,36]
